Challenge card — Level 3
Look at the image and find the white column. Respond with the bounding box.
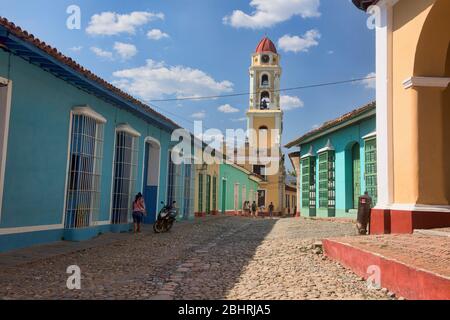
[375,1,395,209]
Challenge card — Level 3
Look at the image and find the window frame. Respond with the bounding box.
[318,150,336,212]
[63,106,106,229]
[0,77,12,223]
[364,137,378,206]
[110,124,141,225]
[301,156,316,210]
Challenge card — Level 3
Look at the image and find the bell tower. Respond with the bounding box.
[244,37,285,215]
[247,37,283,149]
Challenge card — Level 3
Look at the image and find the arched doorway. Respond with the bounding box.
[142,137,161,223]
[351,143,361,209]
[413,0,450,205]
[444,43,450,201]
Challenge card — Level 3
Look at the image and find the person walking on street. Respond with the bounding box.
[269,202,274,219]
[251,201,257,218]
[132,193,147,233]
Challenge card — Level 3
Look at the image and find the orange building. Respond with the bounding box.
[353,0,450,233]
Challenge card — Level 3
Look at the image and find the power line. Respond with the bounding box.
[148,76,376,103]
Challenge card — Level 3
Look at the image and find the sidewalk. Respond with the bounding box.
[0,230,135,268]
[0,218,204,268]
[323,230,450,300]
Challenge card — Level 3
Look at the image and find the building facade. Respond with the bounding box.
[219,162,261,215]
[0,18,195,252]
[353,0,450,233]
[286,102,376,219]
[194,162,220,217]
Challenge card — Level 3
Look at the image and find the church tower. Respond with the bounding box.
[245,37,286,215]
[247,37,283,147]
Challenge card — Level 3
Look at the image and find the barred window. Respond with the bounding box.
[167,153,182,206]
[111,125,140,224]
[301,156,316,209]
[183,164,195,218]
[365,138,377,206]
[318,151,335,211]
[65,108,105,229]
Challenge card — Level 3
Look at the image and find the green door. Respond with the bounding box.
[221,179,227,214]
[206,175,211,214]
[352,143,361,209]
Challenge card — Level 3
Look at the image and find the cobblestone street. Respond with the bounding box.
[0,216,394,300]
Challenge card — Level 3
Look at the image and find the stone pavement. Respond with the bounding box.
[0,216,394,300]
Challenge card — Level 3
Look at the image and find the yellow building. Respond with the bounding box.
[353,0,450,233]
[194,162,220,217]
[239,37,291,216]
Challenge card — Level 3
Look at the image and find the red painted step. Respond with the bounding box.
[323,234,450,300]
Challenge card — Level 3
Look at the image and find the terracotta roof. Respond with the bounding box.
[285,101,376,148]
[255,37,277,54]
[0,17,181,131]
[352,0,379,10]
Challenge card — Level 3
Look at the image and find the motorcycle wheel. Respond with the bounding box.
[153,220,164,233]
[165,220,174,232]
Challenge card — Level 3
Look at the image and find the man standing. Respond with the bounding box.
[251,201,257,218]
[269,202,274,219]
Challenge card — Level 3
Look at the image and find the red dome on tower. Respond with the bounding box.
[255,37,277,54]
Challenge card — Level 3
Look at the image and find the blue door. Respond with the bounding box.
[143,142,159,224]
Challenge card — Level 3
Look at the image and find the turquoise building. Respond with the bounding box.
[286,102,377,219]
[0,18,195,252]
[219,162,261,215]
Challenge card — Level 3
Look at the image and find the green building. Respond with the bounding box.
[286,102,377,219]
[219,161,261,215]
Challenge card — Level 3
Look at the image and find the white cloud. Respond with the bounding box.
[86,11,164,36]
[90,47,113,59]
[147,29,169,40]
[362,72,376,89]
[232,117,247,122]
[69,46,83,52]
[218,104,240,113]
[114,42,137,60]
[278,30,321,53]
[280,95,304,111]
[112,59,234,100]
[223,0,320,29]
[191,111,206,119]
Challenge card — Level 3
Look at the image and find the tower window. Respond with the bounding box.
[260,91,270,109]
[261,74,269,87]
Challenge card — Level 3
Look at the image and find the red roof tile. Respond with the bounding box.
[285,101,376,148]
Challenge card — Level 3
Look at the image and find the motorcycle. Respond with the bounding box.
[153,201,178,233]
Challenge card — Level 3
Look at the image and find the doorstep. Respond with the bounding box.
[323,232,450,300]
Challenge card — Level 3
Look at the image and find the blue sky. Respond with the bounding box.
[0,0,375,168]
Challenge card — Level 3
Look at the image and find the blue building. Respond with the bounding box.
[286,102,377,219]
[0,18,195,252]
